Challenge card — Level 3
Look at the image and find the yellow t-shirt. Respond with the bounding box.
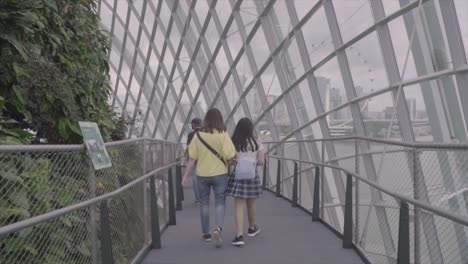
[188,130,236,177]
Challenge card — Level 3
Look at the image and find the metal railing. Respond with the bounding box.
[263,137,468,264]
[0,138,184,264]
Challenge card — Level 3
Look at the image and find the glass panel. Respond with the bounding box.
[226,22,243,59]
[144,3,156,29]
[206,16,220,52]
[250,26,269,67]
[128,11,139,37]
[244,87,262,120]
[403,83,432,141]
[272,1,292,38]
[195,0,209,22]
[133,0,144,16]
[260,64,280,98]
[346,32,388,95]
[139,29,150,55]
[405,75,466,143]
[114,20,125,43]
[284,38,305,80]
[314,58,347,114]
[239,0,259,33]
[293,0,320,23]
[225,75,240,110]
[362,91,400,140]
[383,0,417,16]
[300,6,334,66]
[329,105,354,137]
[454,0,468,60]
[159,0,172,31]
[332,0,373,43]
[235,54,253,87]
[215,0,233,30]
[100,4,113,29]
[214,48,229,79]
[117,0,129,20]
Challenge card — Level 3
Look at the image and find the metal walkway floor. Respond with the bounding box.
[143,189,363,264]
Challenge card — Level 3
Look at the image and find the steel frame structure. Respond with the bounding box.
[97,0,468,263]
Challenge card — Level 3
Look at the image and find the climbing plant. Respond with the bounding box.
[0,1,135,263]
[0,0,121,144]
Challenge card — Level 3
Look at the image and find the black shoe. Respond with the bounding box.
[212,227,223,248]
[232,235,245,247]
[202,234,212,242]
[247,226,261,237]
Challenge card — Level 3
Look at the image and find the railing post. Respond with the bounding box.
[176,164,183,211]
[292,162,298,207]
[168,168,176,225]
[276,159,281,197]
[354,139,360,244]
[320,142,325,219]
[87,158,98,264]
[100,201,114,264]
[312,166,320,221]
[262,158,267,189]
[149,175,161,249]
[343,173,353,249]
[397,202,410,264]
[142,140,150,245]
[412,148,421,264]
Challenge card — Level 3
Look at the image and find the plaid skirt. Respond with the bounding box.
[225,171,263,199]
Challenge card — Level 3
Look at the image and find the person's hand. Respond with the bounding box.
[182,176,190,187]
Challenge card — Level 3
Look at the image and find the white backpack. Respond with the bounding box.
[234,151,257,180]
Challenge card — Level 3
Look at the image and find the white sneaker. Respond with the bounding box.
[212,227,223,248]
[247,225,261,237]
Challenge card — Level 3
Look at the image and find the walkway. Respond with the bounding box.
[143,189,363,264]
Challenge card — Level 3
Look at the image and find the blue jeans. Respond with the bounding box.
[197,175,228,234]
[191,169,200,203]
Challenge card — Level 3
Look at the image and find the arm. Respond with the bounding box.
[257,142,265,165]
[182,137,198,187]
[182,158,196,187]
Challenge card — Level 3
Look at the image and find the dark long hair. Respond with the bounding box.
[200,108,226,133]
[232,118,258,152]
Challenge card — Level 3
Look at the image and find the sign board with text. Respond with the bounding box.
[79,121,112,170]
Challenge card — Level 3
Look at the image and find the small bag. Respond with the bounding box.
[234,156,257,180]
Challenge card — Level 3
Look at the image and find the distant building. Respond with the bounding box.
[316,77,330,112]
[329,88,342,120]
[367,111,385,120]
[406,98,417,120]
[267,94,289,124]
[384,106,395,120]
[416,110,428,120]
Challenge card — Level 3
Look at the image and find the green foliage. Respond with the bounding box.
[0,0,118,144]
[0,0,135,263]
[0,153,91,263]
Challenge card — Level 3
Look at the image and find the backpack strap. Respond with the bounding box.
[196,132,226,166]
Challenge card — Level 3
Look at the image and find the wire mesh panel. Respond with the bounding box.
[264,138,468,264]
[0,139,178,264]
[0,148,89,228]
[0,207,94,264]
[106,183,146,264]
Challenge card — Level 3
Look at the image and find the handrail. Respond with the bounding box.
[263,136,468,149]
[265,155,468,227]
[0,161,181,237]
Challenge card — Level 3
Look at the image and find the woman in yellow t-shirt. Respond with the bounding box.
[182,108,235,248]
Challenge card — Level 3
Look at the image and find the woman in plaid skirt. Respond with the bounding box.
[225,118,264,247]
